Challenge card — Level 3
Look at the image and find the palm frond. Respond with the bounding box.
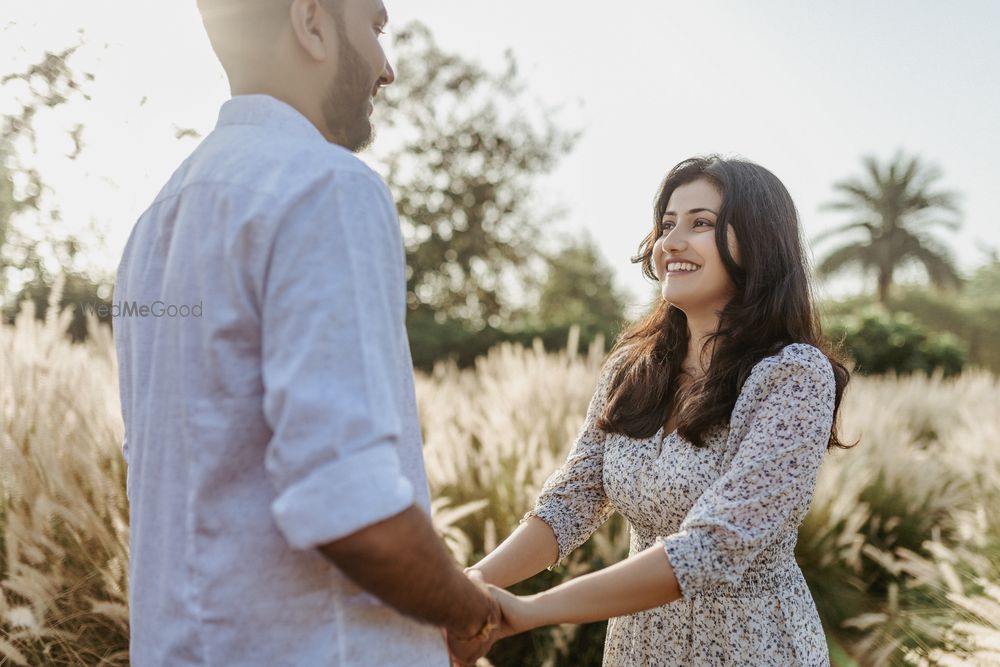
[822,180,880,213]
[897,234,963,288]
[862,155,885,192]
[897,152,923,189]
[812,220,876,245]
[815,241,876,278]
[907,215,961,234]
[817,151,962,292]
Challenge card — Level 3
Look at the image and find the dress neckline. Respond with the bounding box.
[654,426,679,457]
[659,424,679,438]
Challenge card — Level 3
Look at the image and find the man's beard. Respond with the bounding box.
[320,32,376,152]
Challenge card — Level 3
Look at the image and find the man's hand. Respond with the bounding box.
[446,570,503,667]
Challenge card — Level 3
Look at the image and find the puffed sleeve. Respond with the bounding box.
[660,344,835,598]
[523,353,624,565]
[260,169,416,550]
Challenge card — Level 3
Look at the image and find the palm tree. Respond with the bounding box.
[815,151,962,305]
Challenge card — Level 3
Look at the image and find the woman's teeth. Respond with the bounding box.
[666,262,700,272]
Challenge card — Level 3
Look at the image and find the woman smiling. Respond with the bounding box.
[460,155,854,667]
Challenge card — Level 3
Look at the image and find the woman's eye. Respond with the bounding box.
[694,218,713,228]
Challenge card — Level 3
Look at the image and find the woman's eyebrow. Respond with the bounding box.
[663,208,719,216]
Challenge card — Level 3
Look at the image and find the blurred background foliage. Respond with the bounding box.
[813,150,963,306]
[825,309,966,378]
[0,42,113,338]
[372,22,579,328]
[5,308,999,666]
[3,17,1000,667]
[2,22,998,379]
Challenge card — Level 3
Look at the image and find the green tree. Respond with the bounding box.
[825,307,966,377]
[373,22,578,328]
[815,150,962,305]
[0,44,111,333]
[531,233,627,335]
[965,252,1000,304]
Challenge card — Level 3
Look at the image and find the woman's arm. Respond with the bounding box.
[468,516,559,588]
[492,345,837,635]
[492,544,682,633]
[474,354,626,588]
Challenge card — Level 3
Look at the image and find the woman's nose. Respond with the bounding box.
[663,230,688,253]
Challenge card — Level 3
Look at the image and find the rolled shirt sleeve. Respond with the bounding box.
[661,346,835,598]
[260,169,416,550]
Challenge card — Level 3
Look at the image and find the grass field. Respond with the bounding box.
[2,287,998,666]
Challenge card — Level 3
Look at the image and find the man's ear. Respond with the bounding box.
[289,0,338,63]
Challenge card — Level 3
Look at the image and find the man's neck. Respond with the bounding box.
[228,83,334,144]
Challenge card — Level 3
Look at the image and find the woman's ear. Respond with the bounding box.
[726,226,741,267]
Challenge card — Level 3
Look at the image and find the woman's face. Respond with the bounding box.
[652,178,740,316]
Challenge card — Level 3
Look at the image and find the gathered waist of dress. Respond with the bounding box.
[707,558,807,598]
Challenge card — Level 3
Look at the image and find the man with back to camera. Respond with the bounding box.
[112,0,501,664]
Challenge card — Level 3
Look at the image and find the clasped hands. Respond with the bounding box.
[445,568,535,667]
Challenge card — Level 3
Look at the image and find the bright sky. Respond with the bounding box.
[3,0,998,312]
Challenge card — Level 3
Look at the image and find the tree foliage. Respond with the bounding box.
[815,150,962,304]
[531,232,626,333]
[372,22,578,328]
[965,254,1000,305]
[821,259,1000,374]
[825,307,966,377]
[1,43,108,328]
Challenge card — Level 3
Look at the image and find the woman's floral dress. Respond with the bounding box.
[526,343,835,666]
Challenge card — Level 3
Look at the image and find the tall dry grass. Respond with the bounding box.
[419,338,1000,666]
[2,283,998,666]
[800,369,1000,664]
[1,275,129,666]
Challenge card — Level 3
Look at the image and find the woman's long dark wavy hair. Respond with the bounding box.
[596,155,853,450]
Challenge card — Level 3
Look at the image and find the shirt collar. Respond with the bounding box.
[214,94,327,144]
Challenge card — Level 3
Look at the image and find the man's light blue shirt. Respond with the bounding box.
[113,94,448,667]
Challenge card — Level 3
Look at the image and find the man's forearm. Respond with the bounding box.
[318,504,490,637]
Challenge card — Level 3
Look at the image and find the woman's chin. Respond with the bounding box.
[660,287,690,308]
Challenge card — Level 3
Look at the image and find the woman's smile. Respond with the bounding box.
[664,261,702,276]
[653,178,738,317]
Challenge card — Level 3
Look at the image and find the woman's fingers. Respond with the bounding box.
[487,585,529,637]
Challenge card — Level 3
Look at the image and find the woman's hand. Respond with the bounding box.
[446,570,504,667]
[447,566,546,667]
[487,585,542,639]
